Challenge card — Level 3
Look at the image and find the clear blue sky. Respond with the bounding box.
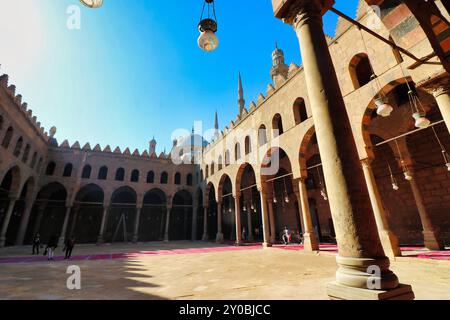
[0,0,359,154]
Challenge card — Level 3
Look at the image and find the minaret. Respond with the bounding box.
[149,137,157,155]
[238,72,245,115]
[270,42,289,87]
[214,111,220,141]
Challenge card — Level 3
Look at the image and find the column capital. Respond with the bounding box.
[273,0,333,25]
[293,0,324,30]
[361,158,374,168]
[422,75,450,98]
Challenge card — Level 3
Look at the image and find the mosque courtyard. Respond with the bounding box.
[0,241,449,300]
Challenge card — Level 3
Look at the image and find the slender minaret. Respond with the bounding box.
[149,137,157,155]
[213,111,220,140]
[270,42,289,87]
[238,72,245,115]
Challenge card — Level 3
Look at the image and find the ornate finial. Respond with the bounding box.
[49,126,57,138]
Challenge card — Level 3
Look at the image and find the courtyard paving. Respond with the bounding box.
[0,241,449,300]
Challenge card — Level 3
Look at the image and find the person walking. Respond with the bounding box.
[64,237,76,260]
[45,235,58,261]
[32,234,41,255]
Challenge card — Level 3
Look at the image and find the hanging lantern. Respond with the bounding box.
[198,0,219,53]
[273,197,278,204]
[403,170,413,181]
[375,96,394,118]
[243,205,247,212]
[251,204,255,211]
[80,0,103,8]
[446,162,450,172]
[320,188,328,201]
[284,195,290,203]
[412,112,431,129]
[407,89,430,129]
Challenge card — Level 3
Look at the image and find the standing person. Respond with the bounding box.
[45,235,58,261]
[241,227,247,242]
[282,226,290,245]
[32,234,41,255]
[64,237,76,260]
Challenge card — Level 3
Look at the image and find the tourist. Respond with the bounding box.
[64,237,76,260]
[282,227,290,245]
[32,233,41,255]
[45,235,58,261]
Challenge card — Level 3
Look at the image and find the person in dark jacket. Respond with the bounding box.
[64,237,76,260]
[45,235,58,261]
[32,234,41,255]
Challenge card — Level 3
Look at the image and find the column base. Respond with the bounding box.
[216,232,224,243]
[327,282,414,300]
[132,236,138,244]
[303,232,319,251]
[379,230,401,258]
[423,230,445,251]
[202,233,209,241]
[235,240,243,246]
[0,237,6,248]
[262,242,272,248]
[96,236,104,245]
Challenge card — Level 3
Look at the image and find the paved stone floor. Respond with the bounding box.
[0,241,449,300]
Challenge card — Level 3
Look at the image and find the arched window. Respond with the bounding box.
[115,168,125,181]
[245,136,251,155]
[205,165,209,178]
[258,125,267,146]
[272,114,284,137]
[186,174,193,186]
[63,163,73,177]
[82,165,92,179]
[225,150,231,167]
[45,162,56,176]
[235,143,241,161]
[98,166,108,180]
[1,127,13,149]
[131,169,140,182]
[349,53,373,90]
[13,137,23,157]
[22,144,31,163]
[160,172,168,184]
[218,156,223,171]
[174,172,181,185]
[147,171,155,183]
[211,162,215,175]
[293,98,308,125]
[30,152,38,169]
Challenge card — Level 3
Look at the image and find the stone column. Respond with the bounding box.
[15,197,36,245]
[202,205,209,241]
[132,207,142,243]
[164,205,172,242]
[0,197,18,247]
[432,85,450,133]
[246,204,254,242]
[281,0,408,299]
[408,171,444,250]
[267,198,276,244]
[361,159,401,257]
[191,205,198,241]
[216,201,224,242]
[97,206,109,244]
[32,202,47,239]
[234,195,242,246]
[298,178,319,251]
[58,206,72,247]
[259,192,272,248]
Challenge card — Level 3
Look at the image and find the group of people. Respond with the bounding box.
[32,234,76,261]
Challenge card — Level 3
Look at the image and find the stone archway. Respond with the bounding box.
[141,188,167,241]
[171,190,193,241]
[107,186,137,243]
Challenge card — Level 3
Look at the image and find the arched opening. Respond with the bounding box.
[69,184,104,244]
[81,165,92,179]
[22,144,31,163]
[98,166,108,180]
[13,137,23,157]
[1,127,13,149]
[236,164,263,243]
[211,162,215,175]
[245,136,252,155]
[258,125,267,146]
[140,189,167,241]
[25,182,67,245]
[45,162,56,176]
[115,168,125,181]
[225,150,231,167]
[218,174,234,241]
[293,98,308,125]
[170,190,193,240]
[63,163,73,177]
[174,172,181,185]
[218,156,223,171]
[205,165,209,179]
[349,53,373,90]
[106,186,137,243]
[206,183,218,239]
[186,174,193,186]
[30,152,38,169]
[235,143,241,161]
[130,169,140,183]
[146,171,155,183]
[272,114,284,137]
[160,172,168,184]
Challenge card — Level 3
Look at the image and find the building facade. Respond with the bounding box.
[0,0,449,267]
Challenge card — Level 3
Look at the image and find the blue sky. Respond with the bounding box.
[0,0,359,154]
